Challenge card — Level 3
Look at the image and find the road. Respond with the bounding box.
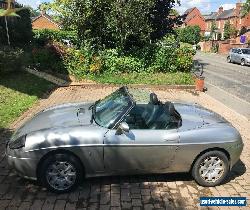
[194,52,250,119]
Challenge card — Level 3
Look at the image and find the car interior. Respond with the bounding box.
[124,93,182,130]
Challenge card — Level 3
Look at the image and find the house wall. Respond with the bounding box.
[200,40,249,54]
[185,8,206,33]
[32,16,59,30]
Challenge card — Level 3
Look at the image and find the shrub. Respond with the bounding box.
[152,35,195,72]
[176,25,201,44]
[33,29,78,46]
[0,47,24,74]
[32,42,67,75]
[63,47,102,78]
[62,34,195,77]
[100,49,145,74]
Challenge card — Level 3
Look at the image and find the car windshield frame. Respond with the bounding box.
[93,87,135,129]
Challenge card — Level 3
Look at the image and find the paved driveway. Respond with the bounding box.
[0,86,249,210]
[194,52,250,119]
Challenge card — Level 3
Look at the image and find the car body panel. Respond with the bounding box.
[6,87,244,182]
[228,48,250,65]
[104,128,179,172]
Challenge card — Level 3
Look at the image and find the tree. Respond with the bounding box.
[0,1,32,46]
[223,20,231,39]
[170,9,179,16]
[223,21,238,39]
[239,26,247,36]
[176,25,201,44]
[47,0,181,50]
[149,0,182,41]
[243,0,250,15]
[0,0,24,45]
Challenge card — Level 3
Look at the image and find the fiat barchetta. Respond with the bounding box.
[6,87,243,193]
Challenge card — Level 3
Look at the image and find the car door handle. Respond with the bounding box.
[164,137,179,142]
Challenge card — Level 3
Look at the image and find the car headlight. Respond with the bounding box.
[9,135,26,149]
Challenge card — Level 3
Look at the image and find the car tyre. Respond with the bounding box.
[227,56,231,63]
[39,153,83,193]
[192,151,229,187]
[241,59,245,66]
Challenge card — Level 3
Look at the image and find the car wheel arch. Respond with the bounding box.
[36,149,86,182]
[189,147,231,173]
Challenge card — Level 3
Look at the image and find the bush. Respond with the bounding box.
[152,35,195,72]
[62,34,195,78]
[33,29,78,46]
[100,49,145,74]
[63,47,102,78]
[0,47,24,74]
[32,42,67,75]
[176,26,201,44]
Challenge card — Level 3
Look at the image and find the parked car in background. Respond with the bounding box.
[6,87,244,193]
[227,48,250,66]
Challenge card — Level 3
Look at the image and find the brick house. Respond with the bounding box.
[204,2,250,39]
[182,7,206,34]
[32,12,60,30]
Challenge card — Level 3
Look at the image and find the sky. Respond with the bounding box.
[17,0,245,14]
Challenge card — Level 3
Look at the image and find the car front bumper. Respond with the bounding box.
[6,146,38,181]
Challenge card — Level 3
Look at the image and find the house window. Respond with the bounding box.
[218,21,220,29]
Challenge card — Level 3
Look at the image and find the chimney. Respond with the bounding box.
[235,2,242,15]
[218,6,224,14]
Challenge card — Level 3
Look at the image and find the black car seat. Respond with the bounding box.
[149,93,160,105]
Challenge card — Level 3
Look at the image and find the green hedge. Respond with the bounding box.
[33,29,78,46]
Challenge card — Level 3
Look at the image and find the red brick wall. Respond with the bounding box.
[32,16,60,30]
[185,8,206,33]
[243,13,250,28]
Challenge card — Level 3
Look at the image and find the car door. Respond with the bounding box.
[235,49,242,63]
[103,104,180,173]
[230,49,236,62]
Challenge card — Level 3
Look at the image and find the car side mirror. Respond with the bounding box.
[116,122,130,135]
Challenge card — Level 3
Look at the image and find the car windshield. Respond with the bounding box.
[93,87,133,128]
[242,49,250,54]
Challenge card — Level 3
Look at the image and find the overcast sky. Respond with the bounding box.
[17,0,245,14]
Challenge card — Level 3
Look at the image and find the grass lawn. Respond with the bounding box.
[89,72,195,85]
[0,71,55,129]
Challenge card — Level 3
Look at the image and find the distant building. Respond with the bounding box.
[182,7,206,34]
[32,12,60,30]
[204,2,250,39]
[0,0,15,9]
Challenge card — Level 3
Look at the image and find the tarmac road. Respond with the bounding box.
[194,51,250,119]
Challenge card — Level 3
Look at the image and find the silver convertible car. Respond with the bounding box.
[6,87,243,193]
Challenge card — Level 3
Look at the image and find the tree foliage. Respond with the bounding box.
[243,0,250,16]
[223,20,231,39]
[224,20,238,39]
[176,25,201,44]
[0,3,32,46]
[47,0,181,50]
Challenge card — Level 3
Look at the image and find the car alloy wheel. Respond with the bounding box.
[199,156,225,183]
[241,59,245,66]
[39,153,83,193]
[227,56,231,63]
[46,161,77,191]
[192,150,229,187]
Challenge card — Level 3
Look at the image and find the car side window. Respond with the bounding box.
[124,104,173,130]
